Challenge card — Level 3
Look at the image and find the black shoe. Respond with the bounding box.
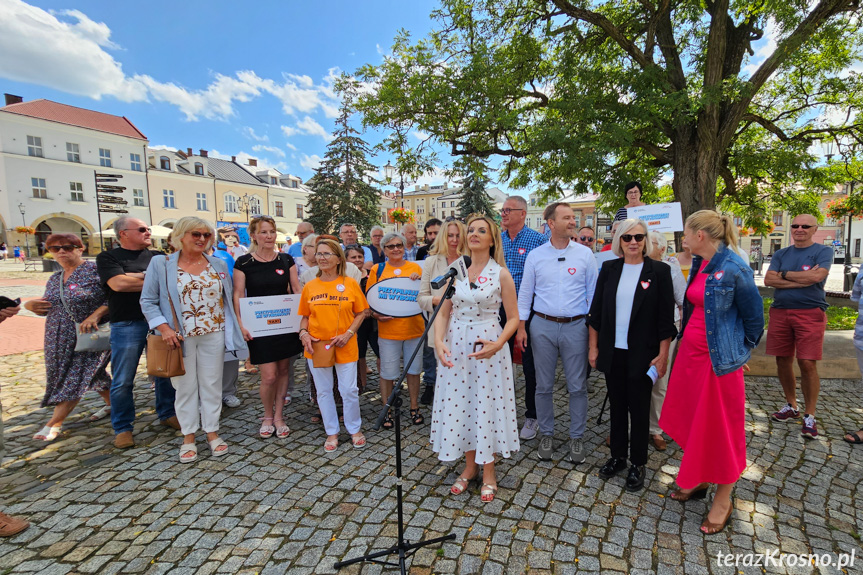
[420,385,434,406]
[598,457,627,479]
[625,465,646,491]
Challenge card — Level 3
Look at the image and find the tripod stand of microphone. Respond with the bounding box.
[334,267,466,573]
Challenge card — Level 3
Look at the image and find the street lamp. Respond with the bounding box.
[17,202,29,257]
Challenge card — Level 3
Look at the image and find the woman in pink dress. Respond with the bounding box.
[660,210,764,535]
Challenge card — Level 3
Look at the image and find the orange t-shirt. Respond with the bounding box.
[298,276,368,363]
[365,261,425,340]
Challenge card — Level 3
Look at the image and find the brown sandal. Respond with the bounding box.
[669,482,709,501]
[701,497,733,534]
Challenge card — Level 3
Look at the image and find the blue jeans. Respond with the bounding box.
[109,320,176,434]
[422,343,437,387]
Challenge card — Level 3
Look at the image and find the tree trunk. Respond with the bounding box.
[672,135,721,221]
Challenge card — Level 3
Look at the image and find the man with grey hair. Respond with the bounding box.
[402,223,419,260]
[287,221,314,258]
[97,217,178,449]
[339,223,374,269]
[368,225,385,264]
[500,194,548,440]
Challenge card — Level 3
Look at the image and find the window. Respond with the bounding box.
[133,189,145,207]
[66,142,80,163]
[130,153,142,171]
[450,201,455,207]
[196,193,208,211]
[270,176,278,185]
[291,180,298,188]
[250,197,262,217]
[27,136,43,157]
[194,162,204,176]
[32,177,47,198]
[69,182,84,202]
[296,204,304,219]
[773,211,783,226]
[536,217,542,228]
[856,239,861,259]
[99,148,112,167]
[160,156,171,170]
[225,194,238,213]
[733,216,743,227]
[586,216,593,227]
[163,189,175,209]
[275,201,284,217]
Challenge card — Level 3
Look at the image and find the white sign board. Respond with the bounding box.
[365,277,422,318]
[627,202,684,232]
[239,294,301,338]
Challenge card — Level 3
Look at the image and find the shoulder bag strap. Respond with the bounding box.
[57,276,76,322]
[377,262,386,282]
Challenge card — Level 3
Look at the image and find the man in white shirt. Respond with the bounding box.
[516,202,598,464]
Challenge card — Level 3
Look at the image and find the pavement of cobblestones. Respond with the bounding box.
[1,346,862,574]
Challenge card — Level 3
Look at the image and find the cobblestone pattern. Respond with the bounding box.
[1,351,861,574]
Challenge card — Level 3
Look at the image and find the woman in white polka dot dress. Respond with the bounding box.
[431,215,520,502]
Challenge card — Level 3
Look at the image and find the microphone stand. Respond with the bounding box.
[334,273,459,573]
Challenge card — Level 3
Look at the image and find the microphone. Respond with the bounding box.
[431,255,472,289]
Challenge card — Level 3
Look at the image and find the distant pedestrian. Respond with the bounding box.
[0,242,7,261]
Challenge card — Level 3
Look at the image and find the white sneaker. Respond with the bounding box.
[520,418,538,440]
[223,395,241,408]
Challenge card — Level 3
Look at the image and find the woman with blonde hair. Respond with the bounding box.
[233,215,302,439]
[660,210,763,534]
[142,216,247,463]
[298,238,369,451]
[432,215,520,502]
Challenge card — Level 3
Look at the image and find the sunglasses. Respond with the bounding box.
[621,234,646,243]
[124,227,150,233]
[190,231,213,239]
[46,245,79,253]
[579,236,595,242]
[384,244,404,250]
[790,224,814,229]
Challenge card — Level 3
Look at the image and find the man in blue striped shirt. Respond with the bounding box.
[500,195,548,440]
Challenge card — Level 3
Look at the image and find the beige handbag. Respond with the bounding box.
[146,277,185,377]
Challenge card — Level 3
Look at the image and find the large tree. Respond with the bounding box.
[355,0,863,224]
[458,171,498,219]
[306,81,381,237]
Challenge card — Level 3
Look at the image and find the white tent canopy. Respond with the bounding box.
[92,224,172,239]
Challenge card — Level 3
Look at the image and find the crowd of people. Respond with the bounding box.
[0,183,849,537]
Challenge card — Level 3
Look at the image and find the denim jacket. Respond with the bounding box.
[140,252,248,356]
[679,243,764,376]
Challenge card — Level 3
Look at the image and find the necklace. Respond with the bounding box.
[253,250,278,263]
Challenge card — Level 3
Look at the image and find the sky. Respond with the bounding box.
[0,0,462,192]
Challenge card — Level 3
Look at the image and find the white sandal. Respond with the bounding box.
[33,425,61,442]
[89,405,111,422]
[208,437,228,457]
[179,442,197,463]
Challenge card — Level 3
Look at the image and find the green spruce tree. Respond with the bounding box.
[457,172,497,220]
[306,79,381,238]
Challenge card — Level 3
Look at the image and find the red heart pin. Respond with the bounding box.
[714,271,724,280]
[275,269,284,275]
[518,248,526,255]
[802,265,810,271]
[478,276,488,284]
[568,268,576,275]
[640,281,650,290]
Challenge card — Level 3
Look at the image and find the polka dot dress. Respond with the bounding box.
[430,260,520,465]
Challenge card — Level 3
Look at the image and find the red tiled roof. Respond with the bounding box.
[0,99,147,141]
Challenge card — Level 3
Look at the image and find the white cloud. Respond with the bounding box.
[149,144,178,152]
[282,116,331,141]
[136,73,261,121]
[252,144,286,158]
[242,127,269,142]
[412,130,430,141]
[301,154,323,171]
[281,125,298,138]
[742,19,779,77]
[284,142,297,151]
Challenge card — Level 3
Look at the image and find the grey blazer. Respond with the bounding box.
[141,252,248,355]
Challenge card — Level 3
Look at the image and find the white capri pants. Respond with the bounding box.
[379,336,423,380]
[172,331,225,436]
[308,361,361,436]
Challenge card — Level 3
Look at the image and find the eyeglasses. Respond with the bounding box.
[315,252,337,259]
[621,234,646,243]
[500,208,524,215]
[190,231,213,239]
[790,224,814,229]
[384,244,404,250]
[124,227,150,233]
[46,245,79,253]
[579,236,595,242]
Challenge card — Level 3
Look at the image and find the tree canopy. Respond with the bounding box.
[355,0,863,225]
[306,81,381,237]
[458,172,498,219]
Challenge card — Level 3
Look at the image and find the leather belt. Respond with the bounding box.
[534,312,585,323]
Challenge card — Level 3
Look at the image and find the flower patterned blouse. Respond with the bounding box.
[177,266,225,337]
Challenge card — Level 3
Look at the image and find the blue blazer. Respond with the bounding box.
[141,252,248,355]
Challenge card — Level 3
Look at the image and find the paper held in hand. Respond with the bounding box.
[627,202,684,232]
[239,294,301,337]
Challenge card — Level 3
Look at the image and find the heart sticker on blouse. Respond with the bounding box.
[714,271,724,280]
[478,276,488,284]
[640,281,650,290]
[393,268,402,276]
[518,248,526,255]
[218,272,226,279]
[567,268,576,275]
[275,269,284,275]
[802,265,811,271]
[68,283,78,290]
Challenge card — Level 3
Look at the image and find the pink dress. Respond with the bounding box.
[659,261,747,489]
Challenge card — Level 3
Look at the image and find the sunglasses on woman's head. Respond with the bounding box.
[190,231,213,239]
[621,234,646,242]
